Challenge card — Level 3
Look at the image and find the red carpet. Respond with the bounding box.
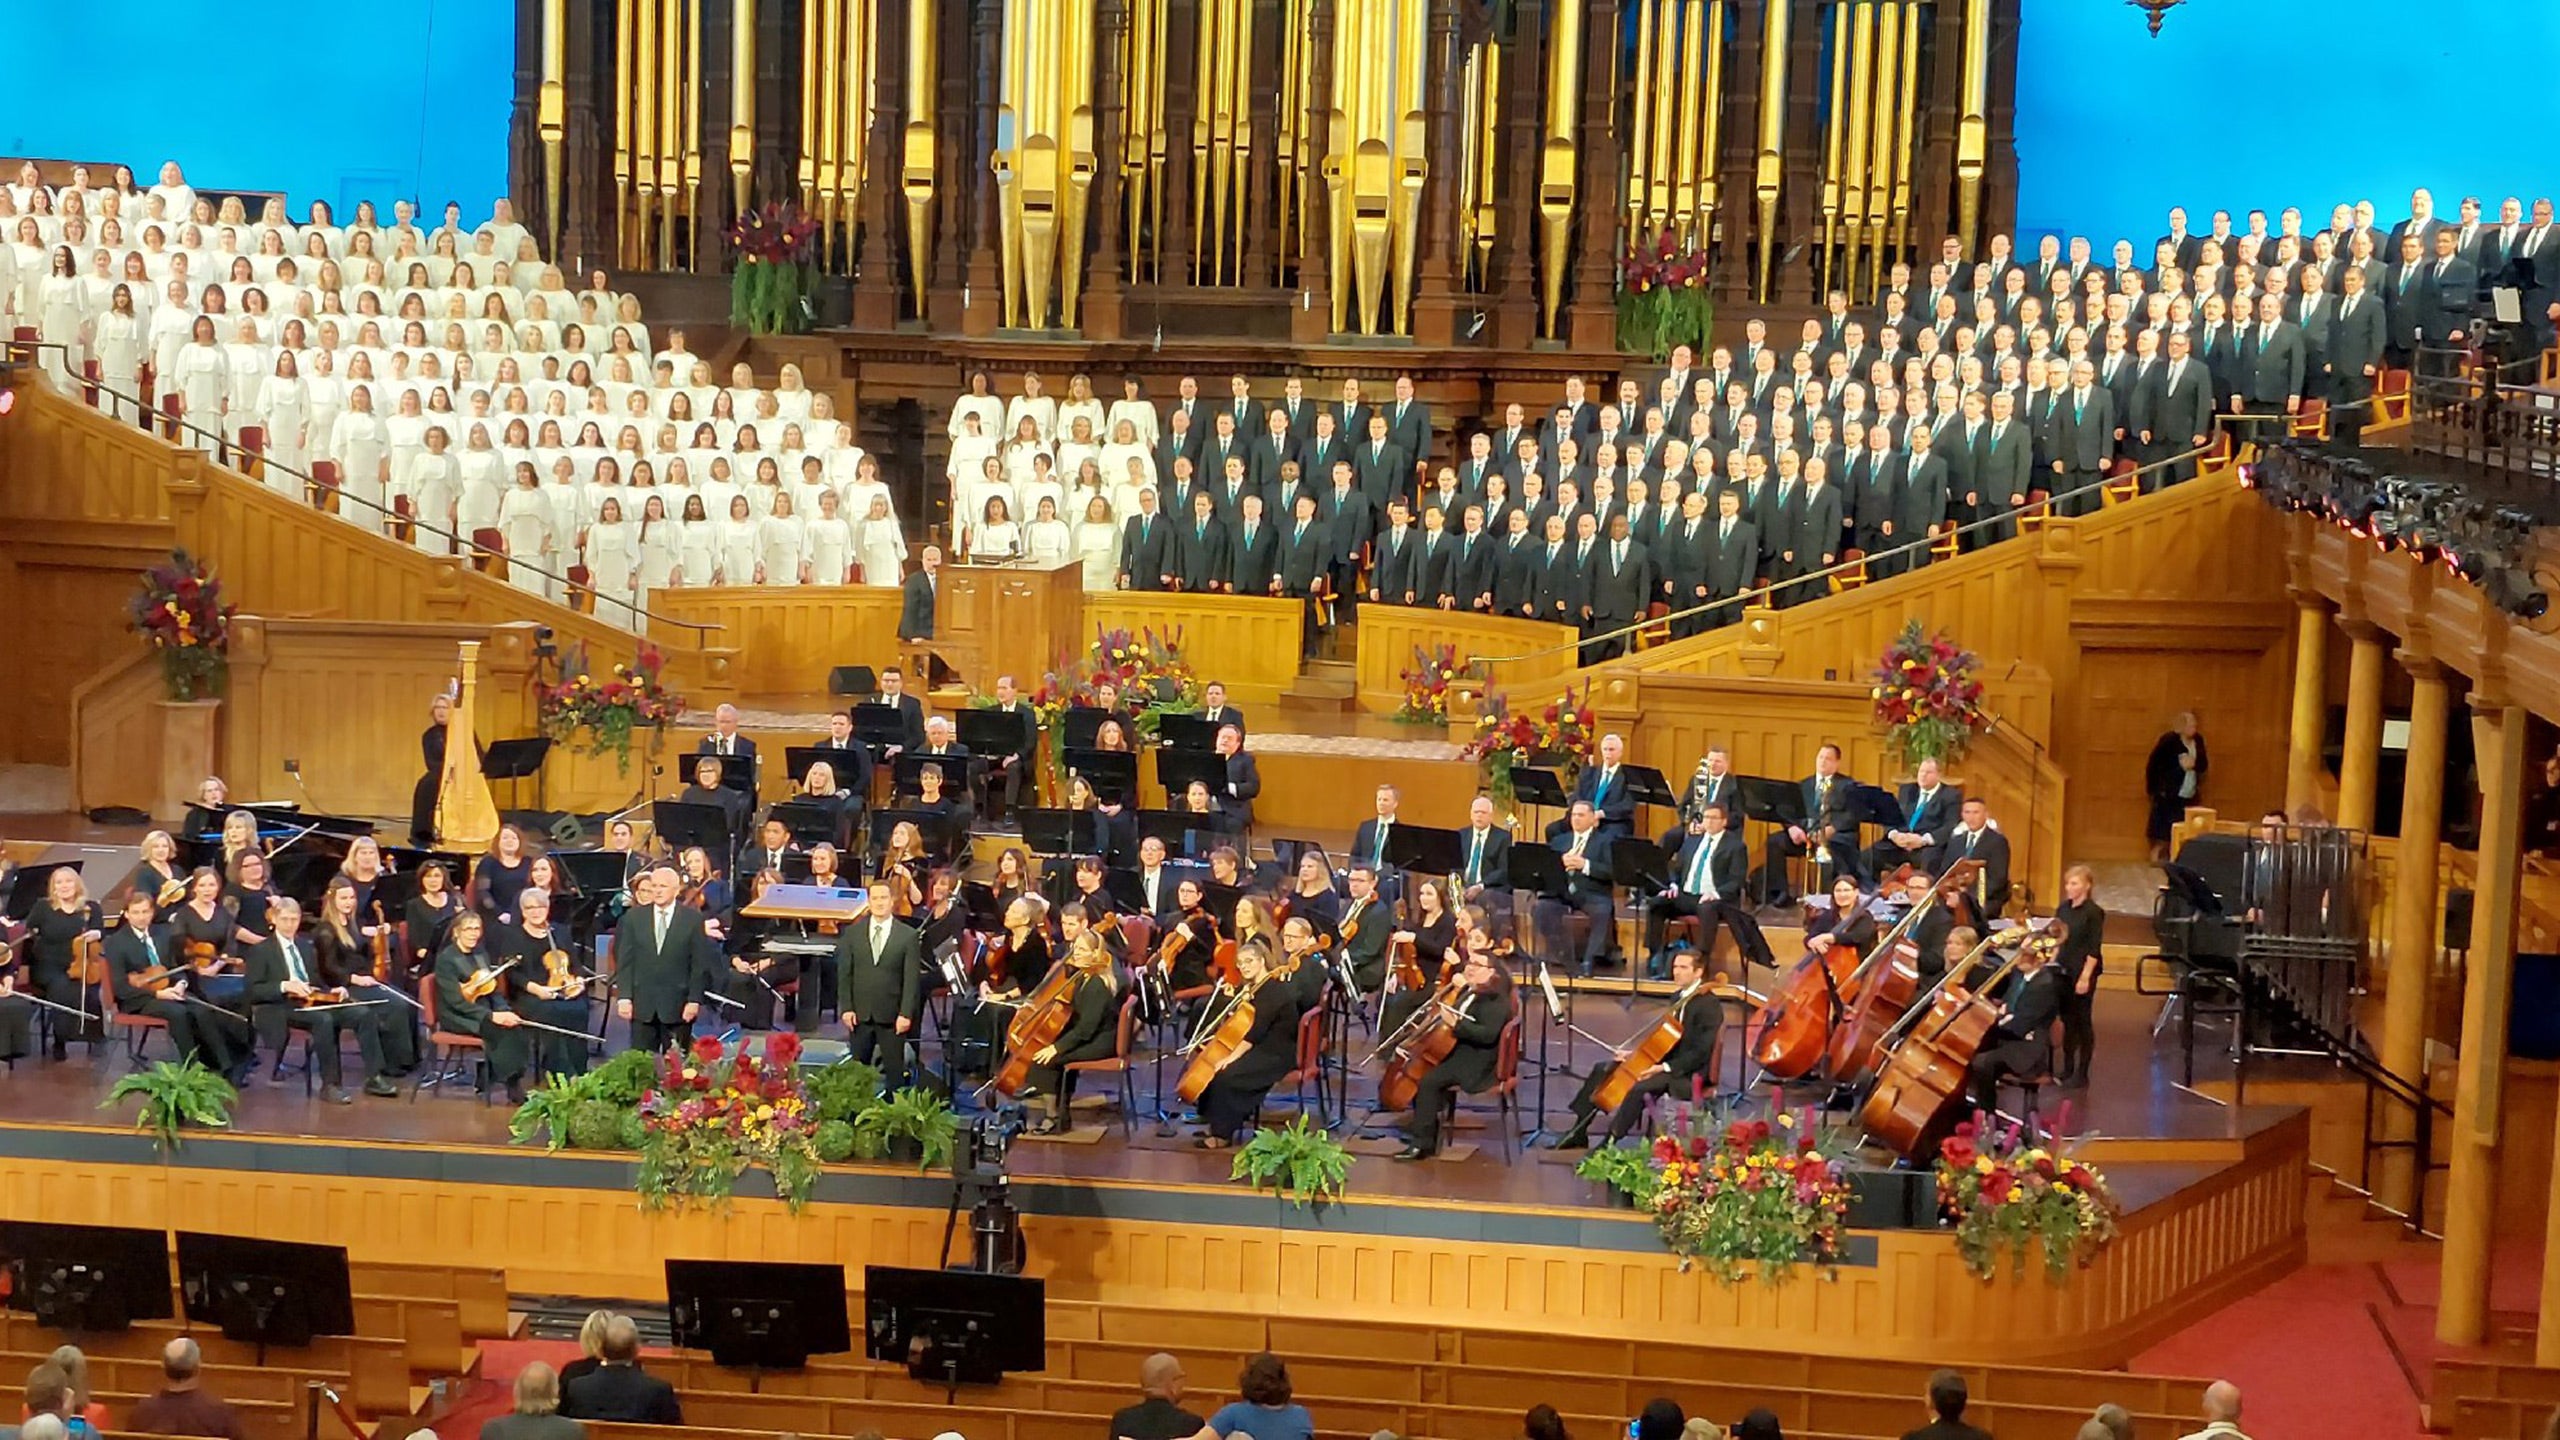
[416,1339,584,1440]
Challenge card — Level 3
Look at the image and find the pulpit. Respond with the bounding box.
[910,557,1085,692]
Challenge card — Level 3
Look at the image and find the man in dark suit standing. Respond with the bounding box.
[897,544,940,641]
[1276,492,1332,652]
[1583,515,1650,662]
[1250,408,1302,496]
[1972,392,2029,543]
[2233,293,2306,452]
[1170,488,1231,592]
[1117,487,1171,591]
[1226,493,1280,595]
[2150,330,2216,488]
[2417,224,2479,384]
[614,864,714,1054]
[831,881,921,1080]
[1899,421,1950,567]
[1866,757,1961,877]
[1701,488,1758,630]
[1383,375,1429,476]
[1369,499,1420,605]
[2049,358,2115,517]
[2385,231,2431,369]
[1352,413,1409,511]
[2328,264,2388,449]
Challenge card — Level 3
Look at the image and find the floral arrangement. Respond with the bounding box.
[1870,619,1991,768]
[996,625,1203,789]
[128,549,236,701]
[1460,679,1599,809]
[1588,1107,1852,1284]
[1396,643,1476,725]
[727,201,822,335]
[1616,227,1716,361]
[636,1032,826,1213]
[538,640,684,771]
[1935,1116,2122,1281]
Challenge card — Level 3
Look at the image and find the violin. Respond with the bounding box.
[542,946,585,999]
[460,958,517,1003]
[153,874,188,908]
[1857,926,2042,1161]
[295,985,354,1007]
[1176,971,1271,1104]
[67,933,108,987]
[986,959,1086,1099]
[125,963,187,999]
[369,901,393,982]
[182,937,231,974]
[1585,972,1763,1116]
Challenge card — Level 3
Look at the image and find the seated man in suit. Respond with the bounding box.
[699,703,758,761]
[1939,797,2014,921]
[871,665,929,756]
[1570,732,1641,836]
[978,674,1039,820]
[1454,794,1513,903]
[1213,724,1260,829]
[1865,756,1961,879]
[560,1315,683,1425]
[1197,680,1246,736]
[245,897,396,1103]
[1642,802,1773,978]
[1542,800,1619,975]
[1759,744,1861,905]
[812,708,877,804]
[106,889,250,1081]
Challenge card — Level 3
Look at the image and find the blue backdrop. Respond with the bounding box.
[2014,0,2560,246]
[0,0,513,220]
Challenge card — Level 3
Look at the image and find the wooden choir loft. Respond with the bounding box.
[508,0,2023,348]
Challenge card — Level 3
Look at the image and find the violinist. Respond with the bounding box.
[1390,945,1515,1162]
[1206,845,1250,893]
[315,878,419,1078]
[503,887,593,1077]
[222,850,278,948]
[879,823,929,914]
[990,847,1033,915]
[1559,948,1723,1148]
[1336,865,1392,995]
[680,846,732,918]
[835,880,922,1086]
[123,831,186,919]
[475,824,537,926]
[911,762,974,839]
[0,924,31,1064]
[404,861,464,981]
[918,869,970,974]
[167,867,241,980]
[1806,876,1882,956]
[1381,898,1477,1041]
[1281,850,1341,942]
[1967,927,2065,1112]
[1157,880,1223,997]
[715,890,793,1034]
[339,836,388,920]
[217,810,265,874]
[1190,940,1302,1151]
[23,869,104,1058]
[1274,914,1330,1014]
[105,890,248,1080]
[245,897,396,1102]
[2049,863,2108,1087]
[1019,929,1121,1135]
[1399,876,1458,981]
[431,910,531,1102]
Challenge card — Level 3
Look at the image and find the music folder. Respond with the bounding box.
[1735,776,1808,829]
[1509,842,1570,899]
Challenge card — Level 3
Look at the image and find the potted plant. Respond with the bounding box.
[851,1085,961,1170]
[804,1057,886,1125]
[1620,1107,1854,1284]
[635,1033,825,1213]
[538,641,685,773]
[1573,1141,1664,1210]
[1396,643,1474,725]
[1231,1115,1351,1210]
[102,1058,239,1151]
[1616,227,1715,361]
[727,203,822,335]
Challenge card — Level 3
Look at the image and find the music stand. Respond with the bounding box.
[3,861,80,921]
[1058,706,1109,751]
[954,709,1031,760]
[1154,750,1227,805]
[1155,713,1223,752]
[1622,765,1678,820]
[767,800,844,850]
[1842,783,1905,839]
[1511,766,1571,832]
[667,1259,852,1381]
[175,1232,355,1361]
[1059,749,1138,805]
[2162,862,2229,920]
[1018,808,1104,857]
[0,1220,172,1331]
[1736,776,1808,830]
[481,737,550,785]
[1384,823,1464,878]
[653,800,737,872]
[863,1264,1045,1395]
[828,666,879,699]
[1613,837,1673,894]
[1510,842,1570,900]
[850,704,910,751]
[1103,867,1150,915]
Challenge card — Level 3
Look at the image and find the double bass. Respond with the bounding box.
[1748,861,1973,1080]
[1857,925,2043,1161]
[1822,860,1982,1082]
[1585,971,1766,1115]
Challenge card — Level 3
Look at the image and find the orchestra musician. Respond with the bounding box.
[1643,801,1773,978]
[105,890,249,1080]
[1398,877,1459,979]
[1558,947,1724,1148]
[790,761,853,851]
[1545,800,1618,975]
[338,836,389,921]
[1019,929,1122,1136]
[1761,744,1861,905]
[1390,945,1516,1162]
[217,810,265,873]
[812,709,878,806]
[503,887,594,1077]
[1190,940,1303,1151]
[1134,837,1186,920]
[700,703,759,761]
[410,693,451,847]
[1866,757,1961,879]
[1455,796,1513,901]
[872,666,928,757]
[1376,885,1462,1042]
[918,869,970,975]
[990,847,1033,915]
[167,868,241,979]
[1807,876,1883,955]
[1198,681,1246,736]
[981,675,1039,820]
[2049,864,2108,1087]
[1896,869,1957,984]
[122,831,185,919]
[245,896,397,1102]
[404,861,465,980]
[613,863,715,1054]
[1940,798,2014,920]
[182,775,231,841]
[221,850,279,948]
[1157,879,1223,997]
[1207,845,1252,894]
[743,820,796,882]
[27,866,106,1056]
[1093,718,1135,754]
[955,895,1048,1078]
[679,756,751,844]
[1967,928,2066,1112]
[833,880,922,1087]
[1667,748,1741,852]
[1349,784,1403,875]
[1273,914,1330,1014]
[910,763,974,839]
[315,878,420,1078]
[679,847,732,916]
[1068,859,1127,958]
[1280,851,1342,942]
[1569,734,1639,836]
[430,911,531,1102]
[0,924,31,1064]
[879,824,930,912]
[1212,725,1260,830]
[1336,865,1393,996]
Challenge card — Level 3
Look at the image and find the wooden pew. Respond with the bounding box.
[0,1313,411,1416]
[353,1291,471,1376]
[350,1259,512,1340]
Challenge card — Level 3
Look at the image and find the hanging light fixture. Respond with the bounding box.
[2129,0,2186,36]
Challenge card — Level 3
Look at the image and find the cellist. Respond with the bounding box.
[1190,940,1302,1152]
[1390,945,1514,1162]
[1558,948,1722,1148]
[1019,929,1121,1136]
[1966,930,2066,1113]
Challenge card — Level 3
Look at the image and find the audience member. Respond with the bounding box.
[1110,1353,1204,1440]
[41,1348,106,1435]
[559,1310,615,1387]
[558,1315,682,1425]
[1634,1399,1686,1440]
[479,1362,583,1440]
[2092,1402,2134,1440]
[1901,1369,1993,1440]
[1522,1404,1571,1440]
[1192,1353,1314,1440]
[1733,1411,1785,1440]
[2175,1382,2246,1440]
[5,1363,81,1440]
[123,1340,246,1440]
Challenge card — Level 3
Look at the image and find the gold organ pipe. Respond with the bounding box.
[657,0,681,266]
[903,0,940,307]
[1019,0,1060,328]
[1215,0,1242,283]
[1059,0,1096,323]
[1189,0,1215,281]
[1818,0,1848,293]
[685,0,704,270]
[820,0,843,270]
[633,0,657,267]
[730,0,755,219]
[1669,0,1702,244]
[1123,0,1151,280]
[995,0,1022,328]
[1234,0,1258,288]
[615,0,635,267]
[1324,0,1351,331]
[1647,0,1677,232]
[1695,0,1723,241]
[1892,0,1920,261]
[1276,0,1299,262]
[1456,41,1482,281]
[1392,0,1426,329]
[1752,0,1788,302]
[539,0,566,257]
[1841,0,1876,298]
[1628,0,1657,238]
[1537,0,1583,335]
[1957,0,1991,256]
[1473,38,1499,283]
[797,0,817,213]
[1868,0,1903,292]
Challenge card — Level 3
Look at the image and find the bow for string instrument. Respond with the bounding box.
[1176,969,1273,1104]
[1857,924,2048,1161]
[1586,971,1768,1116]
[1371,968,1475,1113]
[1748,859,1975,1080]
[67,932,109,988]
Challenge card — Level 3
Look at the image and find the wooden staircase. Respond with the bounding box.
[1284,657,1357,711]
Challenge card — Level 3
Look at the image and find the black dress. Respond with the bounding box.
[475,857,534,926]
[1196,987,1305,1140]
[2049,898,2108,1085]
[411,722,446,848]
[404,894,464,982]
[168,902,245,1007]
[1025,971,1121,1124]
[26,902,105,1041]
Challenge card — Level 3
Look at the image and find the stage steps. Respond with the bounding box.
[1284,658,1357,710]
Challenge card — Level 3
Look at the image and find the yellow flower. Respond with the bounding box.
[1776,1112,1795,1128]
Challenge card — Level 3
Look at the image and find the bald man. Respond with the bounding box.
[1109,1353,1204,1440]
[2176,1381,2247,1440]
[126,1338,246,1439]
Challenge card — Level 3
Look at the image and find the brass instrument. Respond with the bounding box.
[433,644,502,851]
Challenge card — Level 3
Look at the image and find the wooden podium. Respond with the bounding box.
[908,557,1084,692]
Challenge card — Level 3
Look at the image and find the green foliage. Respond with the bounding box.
[805,1058,885,1124]
[567,1100,626,1151]
[506,1076,589,1151]
[730,259,816,335]
[588,1048,659,1108]
[1230,1115,1351,1209]
[613,1109,647,1151]
[814,1119,857,1164]
[102,1058,238,1151]
[851,1086,961,1170]
[1573,1142,1664,1207]
[1614,284,1714,362]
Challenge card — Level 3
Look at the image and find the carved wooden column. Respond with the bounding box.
[1490,0,1548,350]
[507,0,543,241]
[563,0,607,271]
[1915,0,1963,263]
[753,0,790,207]
[928,0,974,326]
[1717,0,1764,303]
[1777,0,1824,303]
[1291,0,1337,342]
[1981,0,2022,243]
[1563,0,1622,350]
[852,0,908,328]
[1239,0,1281,288]
[1084,0,1132,339]
[962,0,1004,334]
[1410,0,1465,346]
[1159,1,1202,287]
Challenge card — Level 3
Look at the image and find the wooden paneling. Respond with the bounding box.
[0,535,173,768]
[648,586,906,697]
[1082,593,1306,705]
[934,561,1086,695]
[1354,609,1582,714]
[0,1110,2306,1368]
[2068,609,2291,857]
[65,652,166,813]
[0,385,176,527]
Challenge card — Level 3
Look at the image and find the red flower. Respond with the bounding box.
[689,1036,725,1066]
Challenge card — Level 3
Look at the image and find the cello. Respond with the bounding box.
[1176,969,1274,1103]
[1586,971,1766,1115]
[1857,925,2045,1161]
[984,954,1089,1100]
[1822,859,1982,1082]
[1373,972,1470,1112]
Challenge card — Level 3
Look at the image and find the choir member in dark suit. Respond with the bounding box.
[2327,265,2389,449]
[1118,490,1172,591]
[1227,494,1281,595]
[2150,331,2217,488]
[1170,489,1231,592]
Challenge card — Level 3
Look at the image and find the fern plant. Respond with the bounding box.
[804,1058,885,1124]
[102,1058,238,1151]
[1574,1140,1664,1207]
[851,1085,960,1170]
[1231,1115,1351,1209]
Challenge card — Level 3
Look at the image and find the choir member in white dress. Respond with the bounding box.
[170,315,230,456]
[1023,495,1073,566]
[674,494,719,588]
[804,488,856,586]
[854,493,907,587]
[583,495,639,622]
[254,352,311,484]
[969,494,1023,563]
[1056,373,1106,447]
[715,494,761,585]
[1074,495,1121,591]
[89,283,148,423]
[633,494,679,612]
[1003,371,1057,443]
[39,247,86,388]
[408,425,462,553]
[498,462,558,600]
[1107,376,1159,445]
[758,490,809,586]
[948,370,1004,440]
[329,384,392,520]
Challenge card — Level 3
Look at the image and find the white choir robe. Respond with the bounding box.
[497,488,558,601]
